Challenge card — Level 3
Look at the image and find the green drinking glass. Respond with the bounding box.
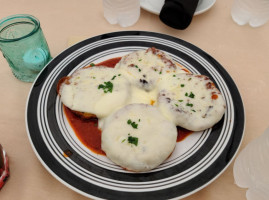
[0,14,52,82]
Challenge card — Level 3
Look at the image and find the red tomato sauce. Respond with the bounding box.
[95,57,121,68]
[177,127,193,142]
[63,57,193,155]
[64,106,106,155]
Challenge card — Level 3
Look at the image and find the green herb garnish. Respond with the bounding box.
[128,135,138,146]
[185,92,195,98]
[111,75,117,80]
[98,81,113,93]
[186,103,193,107]
[127,119,138,129]
[180,84,185,87]
[135,65,142,72]
[188,92,195,98]
[90,63,95,66]
[178,100,183,102]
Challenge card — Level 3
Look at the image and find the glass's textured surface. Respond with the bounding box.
[0,14,51,82]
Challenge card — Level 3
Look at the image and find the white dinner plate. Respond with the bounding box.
[26,31,244,200]
[140,0,216,16]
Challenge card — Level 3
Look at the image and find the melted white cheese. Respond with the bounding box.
[128,86,158,105]
[101,104,177,172]
[115,48,184,92]
[157,73,226,131]
[59,66,131,118]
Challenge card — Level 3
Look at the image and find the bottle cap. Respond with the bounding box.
[159,0,199,29]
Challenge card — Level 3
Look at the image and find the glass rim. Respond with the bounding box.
[0,14,40,43]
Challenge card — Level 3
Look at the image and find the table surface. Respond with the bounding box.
[1,0,268,199]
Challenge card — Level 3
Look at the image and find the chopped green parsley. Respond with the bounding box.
[90,63,95,66]
[127,119,138,129]
[128,135,138,146]
[180,84,185,87]
[185,92,195,98]
[135,65,142,72]
[188,92,195,98]
[98,81,113,93]
[186,103,193,107]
